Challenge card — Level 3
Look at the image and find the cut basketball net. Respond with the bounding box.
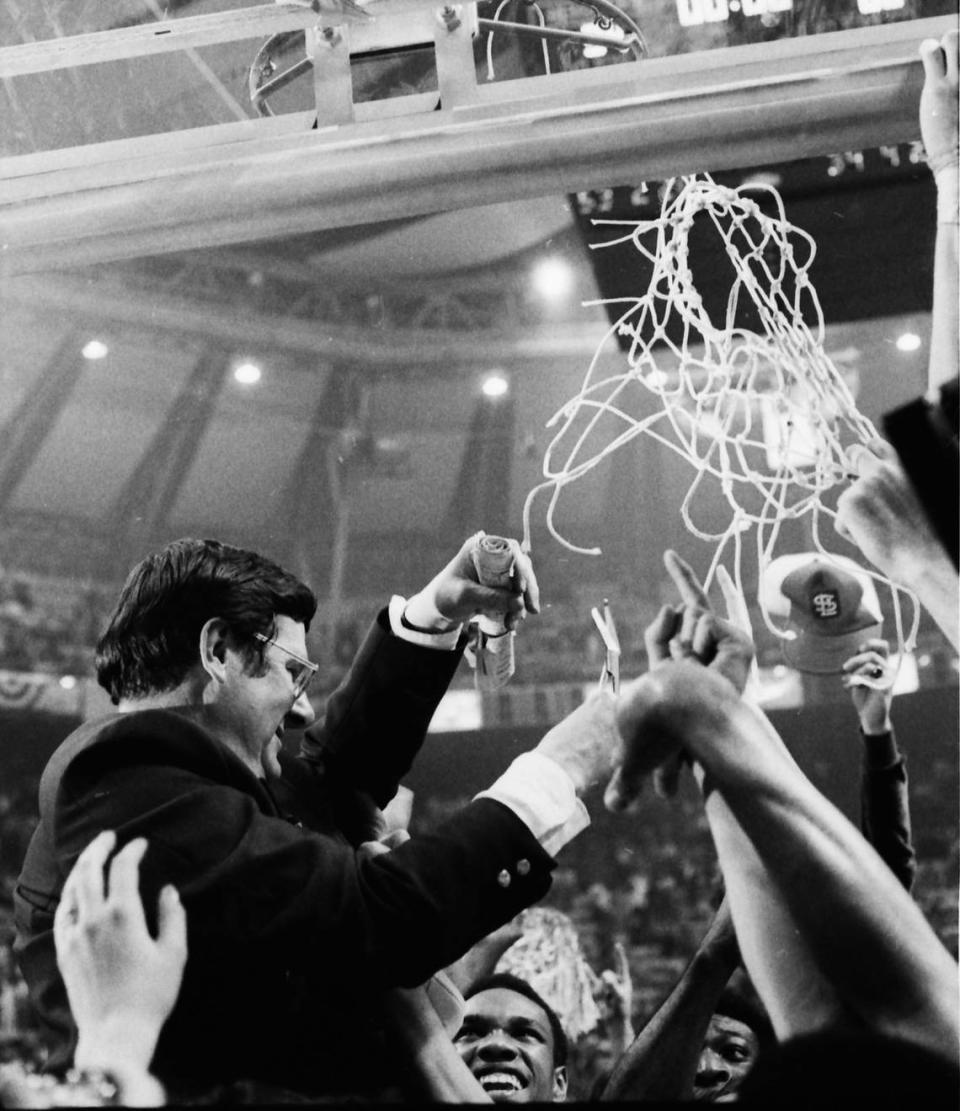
[521,174,919,658]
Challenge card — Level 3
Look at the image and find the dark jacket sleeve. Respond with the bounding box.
[859,727,917,892]
[52,715,552,987]
[299,608,465,808]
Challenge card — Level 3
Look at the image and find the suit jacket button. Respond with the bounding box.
[516,859,531,876]
[497,869,511,888]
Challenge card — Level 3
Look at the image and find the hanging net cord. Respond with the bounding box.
[521,174,919,653]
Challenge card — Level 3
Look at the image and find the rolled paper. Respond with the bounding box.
[472,534,517,689]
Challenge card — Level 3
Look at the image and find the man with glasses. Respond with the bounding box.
[13,534,624,1102]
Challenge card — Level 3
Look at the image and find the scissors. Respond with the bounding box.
[590,599,620,695]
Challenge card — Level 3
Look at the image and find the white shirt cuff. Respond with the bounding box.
[388,595,463,651]
[476,751,590,858]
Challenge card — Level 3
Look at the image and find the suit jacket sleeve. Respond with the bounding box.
[53,715,551,988]
[859,726,917,892]
[298,608,465,808]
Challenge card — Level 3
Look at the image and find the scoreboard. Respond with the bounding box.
[675,0,906,25]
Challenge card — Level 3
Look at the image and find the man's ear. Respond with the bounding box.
[199,617,231,685]
[552,1065,568,1102]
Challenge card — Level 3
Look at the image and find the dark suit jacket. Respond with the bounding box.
[14,610,554,1098]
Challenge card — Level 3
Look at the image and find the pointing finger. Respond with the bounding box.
[663,550,709,610]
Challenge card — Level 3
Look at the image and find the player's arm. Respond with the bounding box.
[612,663,959,1058]
[920,31,959,394]
[600,900,740,1101]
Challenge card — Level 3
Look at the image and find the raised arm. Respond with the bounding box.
[611,662,959,1060]
[835,441,959,649]
[600,899,741,1101]
[920,30,959,394]
[842,640,916,891]
[608,552,846,1043]
[300,531,539,810]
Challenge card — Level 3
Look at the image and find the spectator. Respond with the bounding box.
[1,830,179,1108]
[843,638,917,891]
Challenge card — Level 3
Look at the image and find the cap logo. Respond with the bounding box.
[811,591,840,619]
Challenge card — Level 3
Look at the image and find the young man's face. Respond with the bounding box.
[216,615,316,776]
[693,1013,760,1102]
[454,987,567,1103]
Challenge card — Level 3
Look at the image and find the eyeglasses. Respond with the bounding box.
[253,633,319,699]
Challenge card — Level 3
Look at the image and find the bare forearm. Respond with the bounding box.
[601,950,737,1101]
[673,672,959,1054]
[928,187,959,394]
[909,553,959,651]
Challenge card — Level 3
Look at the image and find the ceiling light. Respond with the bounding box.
[532,257,574,302]
[482,373,509,398]
[895,332,921,353]
[82,340,108,360]
[234,361,262,385]
[59,675,77,690]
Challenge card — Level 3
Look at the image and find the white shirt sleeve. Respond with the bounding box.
[388,594,463,651]
[476,750,590,858]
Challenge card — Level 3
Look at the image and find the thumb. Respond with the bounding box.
[156,885,187,956]
[380,829,411,850]
[604,765,645,813]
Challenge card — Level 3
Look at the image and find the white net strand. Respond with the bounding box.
[521,174,920,653]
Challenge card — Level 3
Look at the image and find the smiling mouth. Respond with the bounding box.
[476,1071,527,1098]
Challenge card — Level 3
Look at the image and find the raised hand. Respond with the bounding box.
[836,440,944,584]
[406,532,540,632]
[635,553,755,800]
[842,638,894,736]
[535,688,621,796]
[659,551,755,694]
[598,941,635,1051]
[919,30,959,175]
[54,831,186,1080]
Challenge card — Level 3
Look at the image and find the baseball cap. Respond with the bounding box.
[761,554,882,675]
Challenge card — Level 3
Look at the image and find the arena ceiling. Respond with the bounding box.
[0,0,949,609]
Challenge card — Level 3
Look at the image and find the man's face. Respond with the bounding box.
[217,615,316,777]
[454,987,567,1103]
[693,1013,760,1102]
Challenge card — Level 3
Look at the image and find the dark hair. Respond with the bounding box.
[96,538,317,704]
[713,985,776,1053]
[739,1028,960,1105]
[465,972,568,1068]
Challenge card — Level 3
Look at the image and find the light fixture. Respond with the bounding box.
[482,373,509,398]
[234,361,262,385]
[82,340,108,360]
[579,20,625,60]
[532,256,574,302]
[59,675,77,690]
[895,332,922,353]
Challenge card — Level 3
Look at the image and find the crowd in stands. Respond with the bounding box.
[1,567,957,705]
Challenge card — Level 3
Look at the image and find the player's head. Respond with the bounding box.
[694,986,774,1102]
[455,973,568,1102]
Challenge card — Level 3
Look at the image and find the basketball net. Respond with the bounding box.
[496,906,602,1038]
[522,174,919,657]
